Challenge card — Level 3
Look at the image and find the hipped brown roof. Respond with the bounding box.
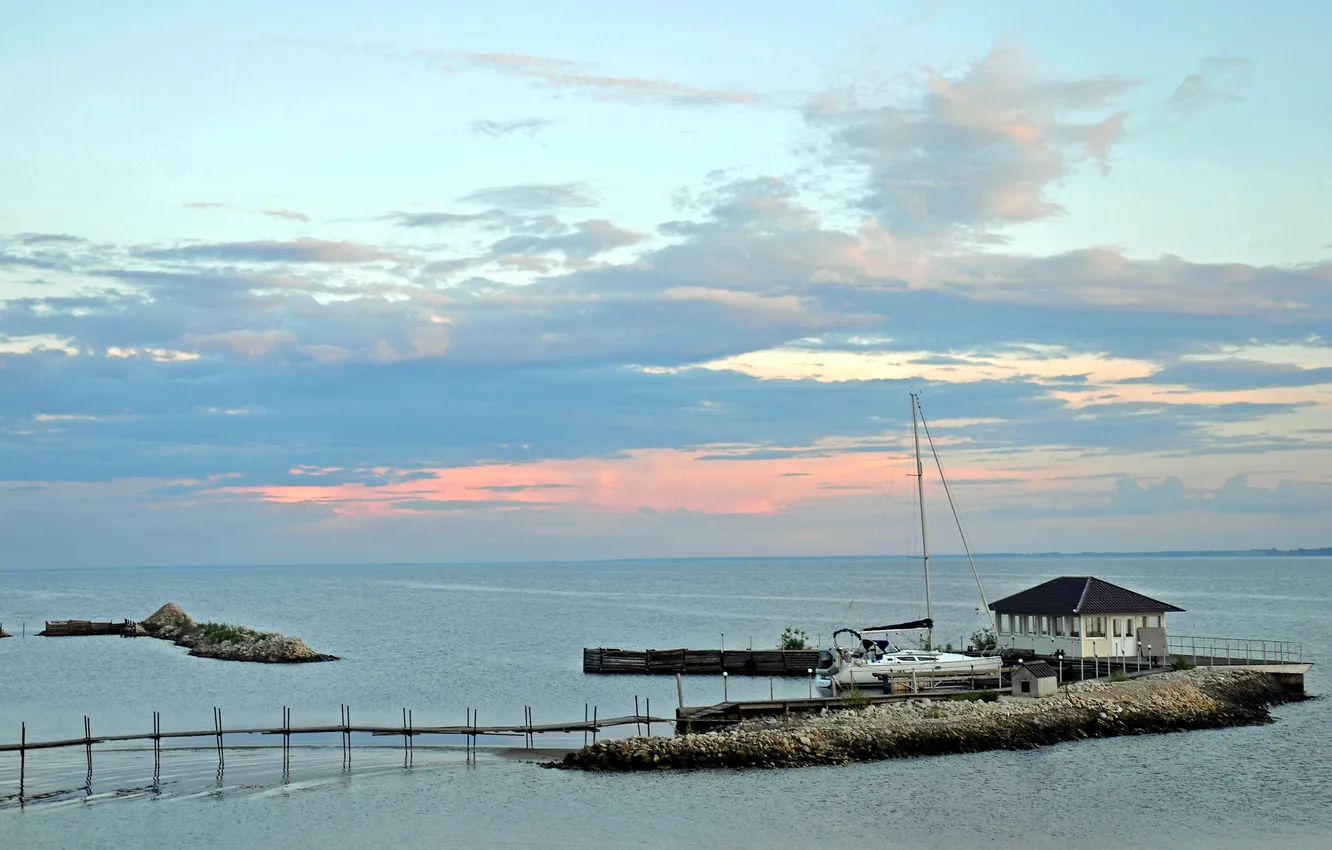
[989,577,1184,615]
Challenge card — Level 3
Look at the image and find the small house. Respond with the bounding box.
[990,576,1184,662]
[1011,660,1058,698]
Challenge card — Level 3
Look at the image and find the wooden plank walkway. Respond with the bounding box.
[583,647,822,675]
[0,715,672,753]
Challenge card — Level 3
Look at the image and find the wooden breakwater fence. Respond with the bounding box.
[35,619,140,637]
[0,701,672,807]
[584,648,822,675]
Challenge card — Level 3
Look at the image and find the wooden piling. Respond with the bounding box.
[634,696,641,735]
[152,711,162,785]
[84,715,93,790]
[19,722,24,802]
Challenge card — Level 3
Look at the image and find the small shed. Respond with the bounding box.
[1011,661,1058,698]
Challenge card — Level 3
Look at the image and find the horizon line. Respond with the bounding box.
[3,546,1329,573]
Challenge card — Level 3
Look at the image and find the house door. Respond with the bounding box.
[1110,618,1132,662]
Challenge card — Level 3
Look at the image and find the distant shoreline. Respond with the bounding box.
[1,548,1330,573]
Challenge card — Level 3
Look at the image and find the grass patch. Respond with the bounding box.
[196,622,277,646]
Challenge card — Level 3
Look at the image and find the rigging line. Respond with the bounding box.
[917,400,995,629]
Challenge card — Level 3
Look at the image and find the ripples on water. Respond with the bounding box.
[1,557,1328,849]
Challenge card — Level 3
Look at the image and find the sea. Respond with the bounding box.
[0,556,1327,849]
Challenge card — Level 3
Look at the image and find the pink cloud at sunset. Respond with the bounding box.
[214,448,1026,518]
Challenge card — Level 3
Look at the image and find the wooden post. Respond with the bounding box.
[634,696,641,736]
[645,698,651,738]
[19,722,24,803]
[153,711,162,784]
[583,704,588,747]
[592,706,598,744]
[676,674,685,709]
[213,707,224,774]
[84,715,93,790]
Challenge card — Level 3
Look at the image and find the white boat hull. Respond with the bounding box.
[820,652,1002,688]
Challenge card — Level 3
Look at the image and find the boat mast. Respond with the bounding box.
[911,392,933,649]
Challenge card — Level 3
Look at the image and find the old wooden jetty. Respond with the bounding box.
[36,619,139,637]
[583,647,822,675]
[1,702,673,805]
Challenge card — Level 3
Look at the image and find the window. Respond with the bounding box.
[1019,615,1029,635]
[1113,618,1123,637]
[1002,614,1012,633]
[1020,680,1031,693]
[1070,617,1081,638]
[1054,616,1066,637]
[1125,619,1134,637]
[1086,617,1106,638]
[1146,615,1161,628]
[1038,616,1048,636]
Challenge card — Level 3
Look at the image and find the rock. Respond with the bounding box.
[139,603,337,663]
[550,669,1303,772]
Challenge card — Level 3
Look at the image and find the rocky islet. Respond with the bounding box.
[140,602,338,663]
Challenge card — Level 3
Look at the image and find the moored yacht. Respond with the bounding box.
[817,393,1003,689]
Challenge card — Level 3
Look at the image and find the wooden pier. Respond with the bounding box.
[1,702,673,806]
[36,619,139,637]
[583,647,822,675]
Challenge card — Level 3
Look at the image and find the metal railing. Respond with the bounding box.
[1166,635,1304,666]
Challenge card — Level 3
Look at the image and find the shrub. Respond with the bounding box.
[1171,656,1194,671]
[779,627,811,650]
[1110,670,1129,682]
[970,628,998,650]
[838,681,869,710]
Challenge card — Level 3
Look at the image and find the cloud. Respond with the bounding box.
[184,202,231,210]
[380,210,498,229]
[456,182,597,210]
[372,45,761,107]
[807,47,1138,233]
[139,238,403,264]
[474,483,575,492]
[262,209,312,222]
[490,220,646,259]
[1165,56,1251,115]
[15,233,86,245]
[1101,473,1327,516]
[470,118,555,138]
[1125,359,1332,391]
[4,43,1331,564]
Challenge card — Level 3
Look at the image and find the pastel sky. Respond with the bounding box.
[3,1,1330,568]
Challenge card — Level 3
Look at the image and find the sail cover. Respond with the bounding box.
[859,618,933,632]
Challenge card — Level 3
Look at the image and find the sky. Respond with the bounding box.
[2,1,1330,568]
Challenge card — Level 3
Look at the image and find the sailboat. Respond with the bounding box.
[816,392,1003,689]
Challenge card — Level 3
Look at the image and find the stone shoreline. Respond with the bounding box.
[550,668,1306,771]
[140,603,338,663]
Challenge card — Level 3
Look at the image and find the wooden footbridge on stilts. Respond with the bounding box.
[1,700,672,806]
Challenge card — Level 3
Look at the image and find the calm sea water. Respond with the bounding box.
[1,556,1327,849]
